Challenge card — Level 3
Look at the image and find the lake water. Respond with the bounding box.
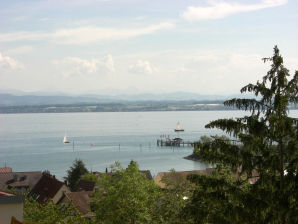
[0,110,297,178]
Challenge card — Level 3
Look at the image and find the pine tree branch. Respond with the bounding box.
[224,98,270,112]
[205,119,246,136]
[194,137,242,170]
[286,71,298,104]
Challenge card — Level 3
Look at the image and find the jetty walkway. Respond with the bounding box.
[157,138,193,147]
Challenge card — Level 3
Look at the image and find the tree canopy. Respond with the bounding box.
[91,161,160,224]
[188,46,297,223]
[24,197,88,224]
[65,159,88,191]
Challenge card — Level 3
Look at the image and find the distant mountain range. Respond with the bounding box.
[0,91,251,107]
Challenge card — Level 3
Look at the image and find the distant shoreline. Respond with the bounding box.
[1,108,297,114]
[0,102,296,114]
[0,103,234,114]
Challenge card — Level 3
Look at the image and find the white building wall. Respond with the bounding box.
[52,185,70,204]
[0,203,23,224]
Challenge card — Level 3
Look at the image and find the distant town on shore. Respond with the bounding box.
[0,101,233,113]
[2,92,297,114]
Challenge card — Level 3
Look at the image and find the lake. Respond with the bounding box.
[0,110,297,178]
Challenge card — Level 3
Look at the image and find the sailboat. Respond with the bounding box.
[174,122,184,132]
[63,134,70,144]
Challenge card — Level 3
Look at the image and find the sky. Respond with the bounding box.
[0,0,297,95]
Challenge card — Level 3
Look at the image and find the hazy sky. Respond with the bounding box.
[0,0,297,95]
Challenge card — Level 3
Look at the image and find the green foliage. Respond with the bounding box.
[91,161,160,224]
[191,46,298,223]
[185,169,252,224]
[80,172,98,183]
[65,159,88,191]
[155,169,194,224]
[24,197,88,224]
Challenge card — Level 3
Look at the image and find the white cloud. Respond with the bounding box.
[0,31,49,42]
[54,22,174,44]
[177,51,267,93]
[53,54,115,77]
[104,54,115,73]
[187,52,264,72]
[0,22,175,44]
[181,0,288,22]
[0,52,24,70]
[129,60,156,74]
[5,46,34,55]
[176,66,194,73]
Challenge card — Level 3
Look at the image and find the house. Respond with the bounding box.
[75,180,95,192]
[0,191,24,224]
[29,172,70,204]
[58,191,95,218]
[0,171,42,194]
[0,167,12,173]
[140,170,153,180]
[154,168,215,189]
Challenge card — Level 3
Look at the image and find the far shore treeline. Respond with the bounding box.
[0,100,231,113]
[1,100,297,114]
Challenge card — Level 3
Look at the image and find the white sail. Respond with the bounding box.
[175,122,184,132]
[63,135,69,144]
[177,122,181,130]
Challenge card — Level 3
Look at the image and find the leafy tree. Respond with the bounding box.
[65,159,88,191]
[154,169,194,224]
[80,172,98,183]
[187,46,297,223]
[24,197,89,224]
[91,161,160,224]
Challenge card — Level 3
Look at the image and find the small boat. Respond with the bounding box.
[63,135,70,144]
[175,122,184,132]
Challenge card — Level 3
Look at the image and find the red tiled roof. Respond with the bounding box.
[0,191,14,196]
[30,174,64,204]
[75,180,95,192]
[0,171,42,192]
[140,170,153,180]
[0,167,12,173]
[64,191,93,213]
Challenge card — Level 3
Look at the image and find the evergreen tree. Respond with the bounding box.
[65,159,88,191]
[187,46,297,223]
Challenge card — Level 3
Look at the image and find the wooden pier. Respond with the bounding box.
[157,138,193,147]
